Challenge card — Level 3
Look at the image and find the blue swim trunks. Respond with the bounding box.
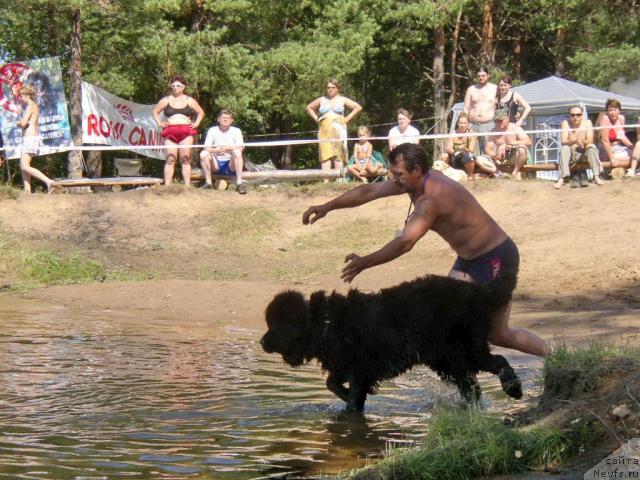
[216,160,233,176]
[451,237,519,285]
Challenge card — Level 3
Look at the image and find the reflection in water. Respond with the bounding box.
[0,297,542,479]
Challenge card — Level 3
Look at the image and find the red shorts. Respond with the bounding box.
[161,124,197,144]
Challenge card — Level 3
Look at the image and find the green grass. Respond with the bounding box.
[0,233,143,290]
[293,218,392,253]
[346,343,640,480]
[0,184,20,199]
[20,251,106,286]
[210,207,277,243]
[348,407,582,480]
[543,340,638,398]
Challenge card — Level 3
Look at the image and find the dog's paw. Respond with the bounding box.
[498,367,523,400]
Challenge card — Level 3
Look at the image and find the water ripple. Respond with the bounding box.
[0,299,542,479]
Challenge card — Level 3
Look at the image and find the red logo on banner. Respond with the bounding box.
[114,103,134,122]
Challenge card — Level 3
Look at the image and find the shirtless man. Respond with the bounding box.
[485,109,531,180]
[555,106,604,189]
[303,143,548,357]
[463,66,497,155]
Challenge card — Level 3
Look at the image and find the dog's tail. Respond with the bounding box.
[486,269,518,309]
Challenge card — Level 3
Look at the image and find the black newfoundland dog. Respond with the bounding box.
[260,273,523,412]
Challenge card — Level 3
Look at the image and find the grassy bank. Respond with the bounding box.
[0,234,141,290]
[346,344,639,480]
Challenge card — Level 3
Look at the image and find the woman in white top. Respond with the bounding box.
[18,85,54,193]
[306,78,362,172]
[388,108,420,151]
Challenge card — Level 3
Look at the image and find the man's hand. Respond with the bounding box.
[302,205,329,225]
[341,253,368,283]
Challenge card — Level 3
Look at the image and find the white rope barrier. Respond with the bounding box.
[1,123,638,153]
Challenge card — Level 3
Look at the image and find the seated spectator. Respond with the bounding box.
[554,106,604,189]
[484,108,531,180]
[627,116,640,177]
[199,109,247,194]
[347,126,385,182]
[514,106,525,125]
[388,109,420,151]
[597,98,634,173]
[441,112,496,181]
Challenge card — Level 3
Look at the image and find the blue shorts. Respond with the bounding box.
[215,160,233,176]
[451,237,519,285]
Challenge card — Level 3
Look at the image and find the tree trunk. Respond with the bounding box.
[433,25,447,161]
[513,30,523,81]
[280,145,293,169]
[448,10,462,110]
[190,0,207,32]
[86,150,102,178]
[166,42,173,79]
[481,0,495,67]
[554,27,566,77]
[67,7,84,179]
[46,1,58,56]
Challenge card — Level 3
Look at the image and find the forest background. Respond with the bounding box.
[1,0,639,176]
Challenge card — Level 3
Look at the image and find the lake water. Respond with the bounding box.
[0,297,542,479]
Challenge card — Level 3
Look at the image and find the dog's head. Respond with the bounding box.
[260,290,312,367]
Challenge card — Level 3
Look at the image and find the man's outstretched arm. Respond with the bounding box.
[302,180,404,225]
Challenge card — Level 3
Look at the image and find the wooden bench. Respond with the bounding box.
[52,176,163,192]
[190,168,342,184]
[520,161,614,172]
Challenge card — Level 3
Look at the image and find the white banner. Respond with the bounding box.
[81,82,164,159]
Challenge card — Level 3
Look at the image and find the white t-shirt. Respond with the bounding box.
[388,125,420,147]
[203,125,244,162]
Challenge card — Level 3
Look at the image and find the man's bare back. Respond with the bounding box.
[414,170,507,259]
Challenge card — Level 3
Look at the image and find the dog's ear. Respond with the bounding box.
[266,290,309,327]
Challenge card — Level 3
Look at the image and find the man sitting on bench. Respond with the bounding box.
[554,105,604,189]
[199,109,247,194]
[485,108,531,180]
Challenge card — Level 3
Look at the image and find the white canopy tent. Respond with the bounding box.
[451,76,640,179]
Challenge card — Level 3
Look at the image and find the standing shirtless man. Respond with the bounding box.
[303,143,548,357]
[463,66,498,156]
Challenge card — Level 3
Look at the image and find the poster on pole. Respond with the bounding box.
[81,82,165,160]
[0,57,73,159]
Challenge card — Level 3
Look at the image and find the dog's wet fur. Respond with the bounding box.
[261,274,523,412]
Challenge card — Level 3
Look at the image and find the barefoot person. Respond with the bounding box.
[597,98,634,174]
[463,66,498,155]
[441,112,497,180]
[485,109,531,180]
[152,75,205,186]
[17,85,54,193]
[302,143,548,357]
[306,78,362,174]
